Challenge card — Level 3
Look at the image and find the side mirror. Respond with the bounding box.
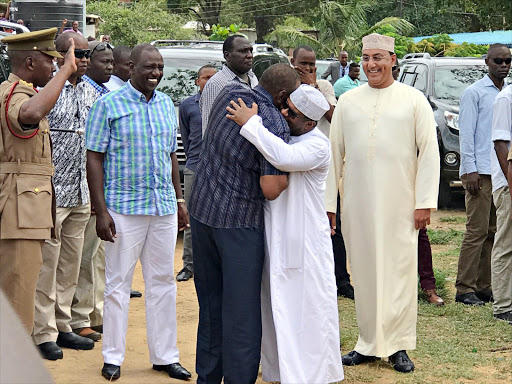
[427,94,437,110]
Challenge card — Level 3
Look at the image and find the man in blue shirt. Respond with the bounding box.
[333,62,360,98]
[86,44,191,381]
[189,63,299,384]
[177,65,217,282]
[456,43,511,306]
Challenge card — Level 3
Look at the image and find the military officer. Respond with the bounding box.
[0,28,76,334]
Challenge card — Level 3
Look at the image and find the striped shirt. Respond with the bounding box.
[199,64,258,135]
[85,81,178,216]
[189,84,289,230]
[82,74,110,96]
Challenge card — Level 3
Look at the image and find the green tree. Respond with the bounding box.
[87,0,194,46]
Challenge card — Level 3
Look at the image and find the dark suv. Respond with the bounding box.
[399,53,512,207]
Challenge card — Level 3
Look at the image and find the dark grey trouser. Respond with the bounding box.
[182,167,195,273]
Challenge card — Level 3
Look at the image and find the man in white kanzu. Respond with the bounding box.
[226,84,344,384]
[325,34,440,373]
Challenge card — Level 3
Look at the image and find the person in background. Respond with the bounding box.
[322,50,349,85]
[176,65,217,282]
[455,44,510,306]
[492,64,512,325]
[333,62,360,98]
[199,35,257,136]
[59,19,82,36]
[105,46,132,91]
[69,40,113,342]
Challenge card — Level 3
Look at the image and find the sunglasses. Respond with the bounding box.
[91,42,113,56]
[58,49,91,59]
[493,58,512,65]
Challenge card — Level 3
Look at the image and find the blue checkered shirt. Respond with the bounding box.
[189,85,289,230]
[82,74,110,97]
[85,81,178,216]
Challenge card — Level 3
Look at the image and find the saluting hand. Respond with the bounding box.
[226,98,258,126]
[62,38,77,74]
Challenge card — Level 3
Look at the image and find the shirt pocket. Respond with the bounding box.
[16,177,53,229]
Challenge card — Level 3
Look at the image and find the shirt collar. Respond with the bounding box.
[222,64,257,85]
[483,74,507,89]
[126,80,158,102]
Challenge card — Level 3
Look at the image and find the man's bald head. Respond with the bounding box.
[55,32,87,51]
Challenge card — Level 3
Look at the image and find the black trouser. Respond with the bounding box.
[332,194,351,289]
[191,216,264,384]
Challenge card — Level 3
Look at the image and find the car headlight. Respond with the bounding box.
[444,152,458,166]
[444,111,459,130]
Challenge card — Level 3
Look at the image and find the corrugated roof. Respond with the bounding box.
[413,30,512,46]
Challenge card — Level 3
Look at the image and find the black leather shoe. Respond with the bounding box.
[338,284,355,300]
[176,268,193,282]
[130,290,142,298]
[475,290,493,303]
[455,292,485,306]
[153,363,192,380]
[341,350,377,366]
[37,341,63,360]
[56,331,94,350]
[389,350,414,373]
[494,311,512,324]
[102,363,121,380]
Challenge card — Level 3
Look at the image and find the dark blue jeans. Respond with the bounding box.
[191,216,264,384]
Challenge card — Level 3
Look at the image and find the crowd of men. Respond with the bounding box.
[0,23,510,384]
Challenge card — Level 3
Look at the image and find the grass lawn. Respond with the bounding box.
[337,212,512,383]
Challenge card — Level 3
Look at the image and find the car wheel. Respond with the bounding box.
[438,180,452,209]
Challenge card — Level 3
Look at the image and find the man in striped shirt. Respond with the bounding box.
[86,44,191,381]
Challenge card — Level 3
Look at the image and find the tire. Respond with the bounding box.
[438,180,452,209]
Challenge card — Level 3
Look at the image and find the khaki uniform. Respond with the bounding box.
[0,73,54,333]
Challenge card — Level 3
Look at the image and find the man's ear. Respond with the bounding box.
[306,120,317,132]
[276,90,287,107]
[25,56,35,71]
[195,78,200,86]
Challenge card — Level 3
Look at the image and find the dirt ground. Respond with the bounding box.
[45,208,468,384]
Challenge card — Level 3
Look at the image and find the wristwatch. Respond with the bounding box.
[177,198,186,204]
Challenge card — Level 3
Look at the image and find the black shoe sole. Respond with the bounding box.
[57,341,94,350]
[153,365,191,380]
[40,351,63,360]
[101,371,120,380]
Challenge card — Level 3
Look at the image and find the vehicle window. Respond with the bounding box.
[401,72,416,86]
[433,66,488,104]
[413,64,428,92]
[157,57,223,104]
[252,55,280,79]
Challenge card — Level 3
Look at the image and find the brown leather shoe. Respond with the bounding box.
[73,327,102,342]
[423,289,444,306]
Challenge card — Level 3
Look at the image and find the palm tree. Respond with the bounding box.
[267,0,415,58]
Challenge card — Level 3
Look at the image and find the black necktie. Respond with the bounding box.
[341,66,345,77]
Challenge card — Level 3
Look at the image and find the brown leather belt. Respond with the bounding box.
[0,160,54,176]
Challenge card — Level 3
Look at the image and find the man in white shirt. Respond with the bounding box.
[493,82,512,325]
[226,84,344,384]
[105,46,132,91]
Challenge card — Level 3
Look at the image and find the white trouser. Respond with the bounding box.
[102,209,179,366]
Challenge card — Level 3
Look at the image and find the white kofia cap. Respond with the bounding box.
[290,84,329,122]
[362,33,395,52]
